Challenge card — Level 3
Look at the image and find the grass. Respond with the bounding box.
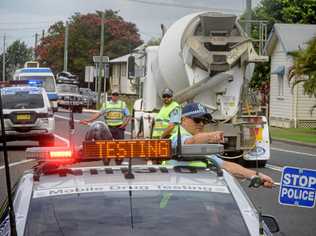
[270,127,316,144]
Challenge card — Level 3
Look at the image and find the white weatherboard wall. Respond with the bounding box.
[269,41,293,128]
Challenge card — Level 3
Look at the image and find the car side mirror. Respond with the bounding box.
[262,214,280,233]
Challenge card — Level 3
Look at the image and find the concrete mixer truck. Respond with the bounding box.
[132,11,270,166]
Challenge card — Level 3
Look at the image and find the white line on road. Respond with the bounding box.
[54,134,70,147]
[0,159,35,170]
[54,114,80,123]
[271,147,316,157]
[266,164,283,172]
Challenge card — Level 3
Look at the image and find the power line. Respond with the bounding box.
[125,0,243,13]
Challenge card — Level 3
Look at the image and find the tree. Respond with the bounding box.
[289,36,316,113]
[247,0,316,92]
[36,10,143,85]
[0,40,33,80]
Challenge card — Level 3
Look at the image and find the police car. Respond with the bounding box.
[0,82,55,146]
[0,137,280,236]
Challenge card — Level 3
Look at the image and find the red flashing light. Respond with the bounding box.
[49,150,72,159]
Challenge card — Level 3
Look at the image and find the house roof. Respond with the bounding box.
[110,44,147,63]
[264,23,316,56]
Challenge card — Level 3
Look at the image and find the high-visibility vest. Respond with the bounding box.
[162,125,207,168]
[152,101,179,138]
[102,100,126,126]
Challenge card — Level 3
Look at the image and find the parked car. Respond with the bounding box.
[0,86,55,146]
[80,88,96,109]
[56,75,83,113]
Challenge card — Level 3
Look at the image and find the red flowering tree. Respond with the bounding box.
[36,10,142,84]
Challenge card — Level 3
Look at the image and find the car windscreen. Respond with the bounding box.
[20,76,56,92]
[2,92,44,109]
[57,84,79,94]
[24,190,250,236]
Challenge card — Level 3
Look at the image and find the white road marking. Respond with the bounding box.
[0,159,35,170]
[54,134,70,147]
[271,147,316,157]
[54,114,80,123]
[266,164,283,172]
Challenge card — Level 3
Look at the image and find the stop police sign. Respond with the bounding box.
[279,166,316,208]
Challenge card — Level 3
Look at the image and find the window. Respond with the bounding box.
[24,190,250,236]
[20,76,56,92]
[277,74,284,97]
[2,92,44,109]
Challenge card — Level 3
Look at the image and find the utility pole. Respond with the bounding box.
[64,22,69,72]
[245,0,252,37]
[34,33,38,60]
[2,34,6,81]
[97,11,105,107]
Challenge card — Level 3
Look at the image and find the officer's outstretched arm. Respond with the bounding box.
[222,161,274,188]
[80,112,102,125]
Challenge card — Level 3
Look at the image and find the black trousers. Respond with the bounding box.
[103,126,125,165]
[109,126,125,139]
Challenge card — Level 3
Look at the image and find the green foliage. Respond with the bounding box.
[289,36,316,99]
[248,0,316,92]
[146,37,161,46]
[0,40,33,80]
[36,10,143,85]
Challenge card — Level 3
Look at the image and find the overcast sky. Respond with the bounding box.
[0,0,261,52]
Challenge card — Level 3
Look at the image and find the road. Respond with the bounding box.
[1,110,316,236]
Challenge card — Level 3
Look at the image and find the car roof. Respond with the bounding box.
[32,165,229,197]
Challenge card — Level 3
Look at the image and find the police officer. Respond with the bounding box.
[152,88,180,139]
[166,102,274,188]
[80,89,130,140]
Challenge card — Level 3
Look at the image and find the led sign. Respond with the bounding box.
[83,139,171,159]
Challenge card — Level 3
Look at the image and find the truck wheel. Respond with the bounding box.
[39,135,55,147]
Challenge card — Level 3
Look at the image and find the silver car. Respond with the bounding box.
[0,86,55,146]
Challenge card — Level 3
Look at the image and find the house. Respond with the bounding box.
[110,54,135,95]
[110,45,146,95]
[265,23,316,128]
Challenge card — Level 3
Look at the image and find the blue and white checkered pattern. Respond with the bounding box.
[0,215,10,236]
[181,103,208,118]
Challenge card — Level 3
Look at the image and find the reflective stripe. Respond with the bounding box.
[152,101,179,138]
[103,100,126,126]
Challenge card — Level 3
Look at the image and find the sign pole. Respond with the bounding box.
[64,21,69,72]
[2,34,6,82]
[97,11,105,107]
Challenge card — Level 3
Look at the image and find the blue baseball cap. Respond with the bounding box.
[181,103,212,122]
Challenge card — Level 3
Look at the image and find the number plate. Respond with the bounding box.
[16,114,31,121]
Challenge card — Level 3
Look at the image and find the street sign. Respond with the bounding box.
[85,66,95,83]
[93,56,109,63]
[279,166,316,208]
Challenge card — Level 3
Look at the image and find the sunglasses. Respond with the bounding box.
[112,93,119,96]
[162,95,172,98]
[190,117,209,124]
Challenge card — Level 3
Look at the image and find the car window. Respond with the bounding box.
[2,92,44,109]
[24,190,250,236]
[20,76,56,92]
[57,84,79,94]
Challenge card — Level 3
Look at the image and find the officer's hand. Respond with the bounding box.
[80,120,89,125]
[258,173,274,188]
[207,131,224,143]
